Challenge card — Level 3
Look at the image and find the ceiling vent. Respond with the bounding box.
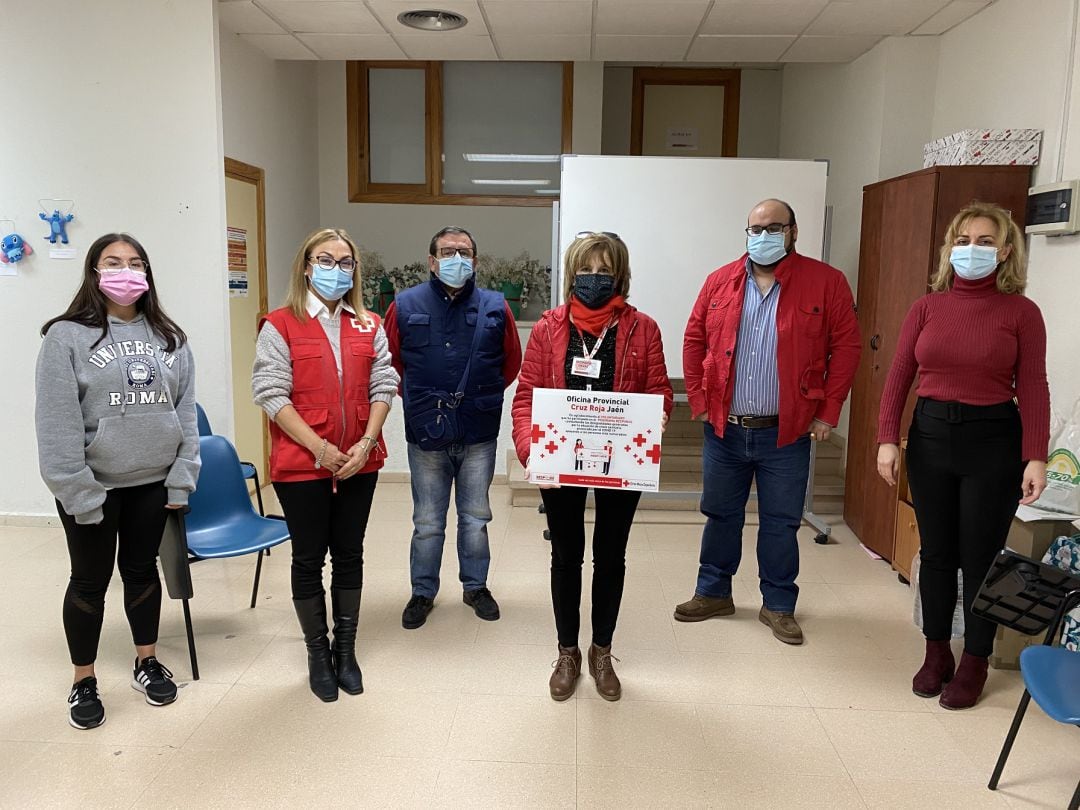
[397,9,468,31]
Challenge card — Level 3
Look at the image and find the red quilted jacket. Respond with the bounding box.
[512,304,674,465]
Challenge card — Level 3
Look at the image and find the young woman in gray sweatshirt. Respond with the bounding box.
[36,233,200,730]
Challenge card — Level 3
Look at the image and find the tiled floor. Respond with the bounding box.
[1,482,1077,808]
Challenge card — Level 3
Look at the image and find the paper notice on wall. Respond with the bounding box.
[49,247,77,260]
[227,226,248,297]
[666,127,699,151]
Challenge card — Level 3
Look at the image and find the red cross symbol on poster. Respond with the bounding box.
[530,424,546,444]
[646,444,662,464]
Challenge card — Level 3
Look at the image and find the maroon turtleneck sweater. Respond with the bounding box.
[877,273,1050,461]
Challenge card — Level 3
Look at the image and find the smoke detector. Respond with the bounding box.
[397,9,468,31]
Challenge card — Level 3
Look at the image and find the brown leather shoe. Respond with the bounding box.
[673,594,735,622]
[759,606,803,645]
[549,645,581,702]
[588,644,621,701]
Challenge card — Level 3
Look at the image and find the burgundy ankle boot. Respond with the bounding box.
[939,651,988,710]
[912,640,955,697]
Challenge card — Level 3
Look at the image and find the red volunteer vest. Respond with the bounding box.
[262,307,387,482]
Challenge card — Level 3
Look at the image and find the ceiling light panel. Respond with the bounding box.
[699,0,828,36]
[219,1,287,34]
[594,1,710,37]
[482,1,593,36]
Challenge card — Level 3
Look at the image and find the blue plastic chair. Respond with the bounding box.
[175,435,290,680]
[989,588,1080,809]
[195,403,265,516]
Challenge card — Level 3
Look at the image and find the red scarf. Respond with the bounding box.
[569,295,626,336]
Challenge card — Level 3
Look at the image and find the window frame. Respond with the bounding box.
[347,60,574,207]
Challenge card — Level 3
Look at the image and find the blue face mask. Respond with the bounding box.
[437,253,474,288]
[309,262,354,301]
[950,244,999,280]
[746,231,788,266]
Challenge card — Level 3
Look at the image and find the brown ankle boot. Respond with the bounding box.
[912,640,955,697]
[939,651,988,710]
[588,644,621,701]
[549,645,581,702]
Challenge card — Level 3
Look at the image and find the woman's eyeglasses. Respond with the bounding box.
[97,258,148,274]
[310,254,357,272]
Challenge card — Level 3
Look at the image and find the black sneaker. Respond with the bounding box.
[401,595,435,629]
[463,587,500,621]
[132,656,178,706]
[68,676,105,730]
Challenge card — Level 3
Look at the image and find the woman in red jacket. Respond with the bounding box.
[512,233,673,702]
[253,228,399,702]
[877,202,1049,710]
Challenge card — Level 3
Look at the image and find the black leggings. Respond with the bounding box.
[273,473,378,600]
[58,481,168,667]
[540,486,642,648]
[906,399,1024,657]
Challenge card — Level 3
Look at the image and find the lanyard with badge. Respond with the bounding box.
[571,322,610,390]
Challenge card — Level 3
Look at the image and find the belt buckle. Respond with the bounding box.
[727,414,745,427]
[946,402,962,424]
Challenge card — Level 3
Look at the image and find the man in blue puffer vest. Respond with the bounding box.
[385,227,522,630]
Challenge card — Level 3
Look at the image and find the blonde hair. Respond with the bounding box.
[931,202,1028,295]
[562,234,631,301]
[284,227,370,322]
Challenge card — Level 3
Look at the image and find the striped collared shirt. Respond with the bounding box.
[730,259,780,417]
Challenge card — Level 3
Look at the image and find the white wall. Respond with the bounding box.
[600,67,784,158]
[218,33,321,309]
[0,0,229,519]
[933,0,1080,412]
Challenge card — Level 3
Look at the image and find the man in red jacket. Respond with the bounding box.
[674,199,860,644]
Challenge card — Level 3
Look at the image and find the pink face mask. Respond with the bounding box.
[98,269,149,306]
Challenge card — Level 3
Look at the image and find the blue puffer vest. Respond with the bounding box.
[395,275,508,446]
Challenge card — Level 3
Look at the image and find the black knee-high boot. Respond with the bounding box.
[331,587,364,695]
[293,595,338,702]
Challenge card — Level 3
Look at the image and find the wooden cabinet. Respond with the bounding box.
[843,165,1031,561]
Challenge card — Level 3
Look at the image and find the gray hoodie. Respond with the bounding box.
[35,315,201,525]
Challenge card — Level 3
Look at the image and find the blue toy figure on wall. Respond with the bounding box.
[0,233,33,264]
[40,209,74,244]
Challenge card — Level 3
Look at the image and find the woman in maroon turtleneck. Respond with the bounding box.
[877,201,1049,710]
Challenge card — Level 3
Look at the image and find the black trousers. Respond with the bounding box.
[274,473,378,600]
[540,486,642,648]
[57,481,168,667]
[906,399,1024,657]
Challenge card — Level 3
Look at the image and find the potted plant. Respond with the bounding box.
[476,251,536,319]
[358,248,391,315]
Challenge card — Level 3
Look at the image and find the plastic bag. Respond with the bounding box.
[911,552,965,638]
[1034,400,1080,514]
[1042,535,1080,651]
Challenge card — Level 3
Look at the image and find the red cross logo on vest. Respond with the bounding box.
[350,317,373,333]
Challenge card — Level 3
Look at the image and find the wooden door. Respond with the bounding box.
[224,158,269,484]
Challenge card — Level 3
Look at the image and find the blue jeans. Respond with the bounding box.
[695,422,810,613]
[408,439,497,599]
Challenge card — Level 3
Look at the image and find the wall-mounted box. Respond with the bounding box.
[1026,180,1080,236]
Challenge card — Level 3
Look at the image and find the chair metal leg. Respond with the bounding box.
[250,549,265,609]
[989,689,1032,789]
[252,468,265,516]
[1070,776,1080,810]
[182,598,200,681]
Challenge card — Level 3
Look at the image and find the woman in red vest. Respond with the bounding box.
[512,233,673,702]
[253,228,399,702]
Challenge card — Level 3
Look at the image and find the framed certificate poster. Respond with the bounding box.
[527,389,664,491]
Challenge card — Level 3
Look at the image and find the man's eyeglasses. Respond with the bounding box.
[745,223,792,236]
[310,254,357,272]
[435,248,475,259]
[575,231,622,241]
[97,258,148,274]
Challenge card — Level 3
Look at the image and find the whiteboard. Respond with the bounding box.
[558,155,828,377]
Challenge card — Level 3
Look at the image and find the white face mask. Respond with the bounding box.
[950,244,1000,280]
